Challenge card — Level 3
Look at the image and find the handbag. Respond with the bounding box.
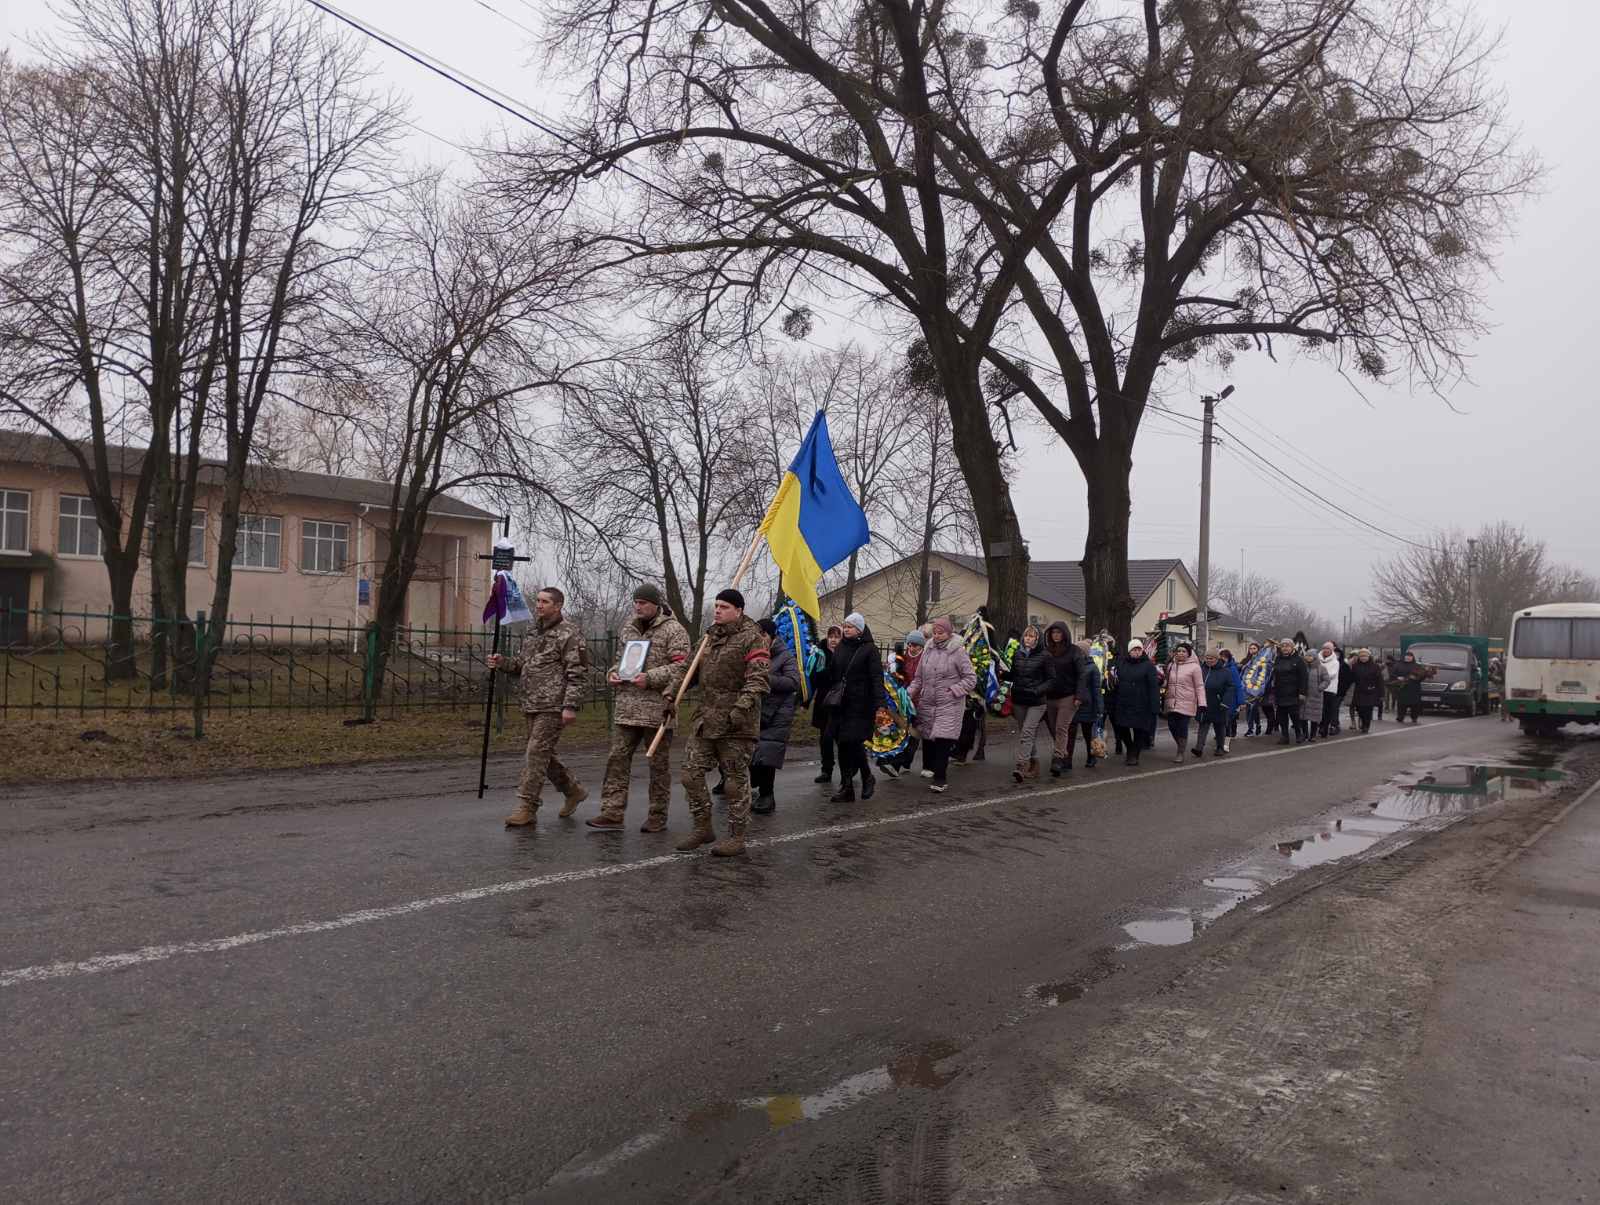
[823,646,863,709]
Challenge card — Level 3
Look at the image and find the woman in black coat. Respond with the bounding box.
[810,625,842,784]
[828,615,885,802]
[750,619,803,814]
[1348,649,1385,733]
[1110,640,1161,767]
[1271,638,1308,744]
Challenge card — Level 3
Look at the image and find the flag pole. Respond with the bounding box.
[647,528,766,759]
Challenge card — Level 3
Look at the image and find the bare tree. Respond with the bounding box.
[1208,567,1287,629]
[886,387,982,626]
[330,173,592,710]
[509,0,1538,646]
[1370,522,1554,637]
[554,327,752,640]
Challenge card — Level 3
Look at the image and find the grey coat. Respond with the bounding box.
[753,640,803,768]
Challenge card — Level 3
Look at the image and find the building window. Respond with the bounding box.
[1165,578,1175,611]
[301,520,349,574]
[0,490,27,553]
[145,510,207,566]
[58,494,102,558]
[234,514,282,569]
[928,569,942,604]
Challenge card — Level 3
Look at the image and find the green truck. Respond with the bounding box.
[1399,633,1493,715]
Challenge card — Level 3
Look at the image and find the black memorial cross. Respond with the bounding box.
[477,515,531,799]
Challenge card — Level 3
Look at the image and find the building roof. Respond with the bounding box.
[1162,605,1263,633]
[0,428,498,521]
[940,552,1190,616]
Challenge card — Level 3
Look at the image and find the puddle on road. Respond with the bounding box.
[1118,757,1567,950]
[546,1039,961,1187]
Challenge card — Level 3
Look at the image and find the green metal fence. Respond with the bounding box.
[0,602,618,736]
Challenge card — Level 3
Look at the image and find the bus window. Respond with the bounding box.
[1514,618,1570,659]
[1574,618,1600,659]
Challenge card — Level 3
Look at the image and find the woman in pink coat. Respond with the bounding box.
[908,615,974,794]
[1162,644,1205,764]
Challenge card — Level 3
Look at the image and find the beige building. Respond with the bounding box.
[820,550,1260,656]
[0,430,497,643]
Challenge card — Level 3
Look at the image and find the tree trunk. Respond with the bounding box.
[928,338,1031,636]
[843,548,859,614]
[104,556,139,681]
[1081,455,1135,649]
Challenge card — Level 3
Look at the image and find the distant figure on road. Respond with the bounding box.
[587,583,689,834]
[1203,651,1240,757]
[908,616,972,794]
[750,617,802,816]
[676,589,770,857]
[1163,645,1204,764]
[1010,625,1048,783]
[810,625,842,786]
[1111,639,1160,768]
[1393,651,1433,724]
[487,586,589,828]
[1067,640,1103,769]
[1272,638,1308,745]
[826,613,884,803]
[1349,649,1385,733]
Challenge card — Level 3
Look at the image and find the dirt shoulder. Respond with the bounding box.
[705,740,1600,1204]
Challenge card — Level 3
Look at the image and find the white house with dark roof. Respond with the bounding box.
[819,549,1261,656]
[0,429,497,643]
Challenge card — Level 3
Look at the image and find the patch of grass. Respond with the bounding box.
[0,703,617,786]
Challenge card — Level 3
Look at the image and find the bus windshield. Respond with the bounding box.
[1410,645,1470,670]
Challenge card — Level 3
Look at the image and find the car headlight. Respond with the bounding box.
[1448,681,1469,690]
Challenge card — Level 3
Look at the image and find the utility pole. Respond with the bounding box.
[1466,536,1478,635]
[1195,384,1234,654]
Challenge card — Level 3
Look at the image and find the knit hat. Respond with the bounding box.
[757,617,778,638]
[844,611,866,631]
[905,629,926,647]
[931,615,954,638]
[632,582,664,606]
[1128,639,1145,653]
[715,588,745,610]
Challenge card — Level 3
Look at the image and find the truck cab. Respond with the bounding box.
[1400,634,1490,715]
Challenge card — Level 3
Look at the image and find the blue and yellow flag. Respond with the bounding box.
[758,412,870,619]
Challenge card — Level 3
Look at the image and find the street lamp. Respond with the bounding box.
[1195,384,1234,654]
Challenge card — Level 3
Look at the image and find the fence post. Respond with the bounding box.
[192,610,206,740]
[605,628,617,729]
[362,621,379,721]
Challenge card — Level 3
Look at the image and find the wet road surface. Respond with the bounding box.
[0,715,1553,1200]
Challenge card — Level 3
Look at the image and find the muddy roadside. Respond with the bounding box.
[680,738,1600,1204]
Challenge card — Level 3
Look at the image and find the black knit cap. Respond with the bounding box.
[633,582,664,605]
[715,588,745,610]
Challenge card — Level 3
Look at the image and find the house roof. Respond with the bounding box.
[1162,605,1262,633]
[940,552,1190,616]
[0,428,498,522]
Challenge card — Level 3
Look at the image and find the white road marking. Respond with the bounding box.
[1,717,1476,989]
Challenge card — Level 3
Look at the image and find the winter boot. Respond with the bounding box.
[503,800,537,827]
[639,815,668,833]
[751,792,776,815]
[558,784,588,818]
[860,774,876,801]
[711,822,748,857]
[813,771,832,784]
[1049,756,1062,778]
[830,784,856,803]
[1027,757,1040,781]
[585,812,625,830]
[675,817,717,852]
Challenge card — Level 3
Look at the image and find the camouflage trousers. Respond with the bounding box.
[598,724,673,821]
[517,711,580,807]
[681,735,756,827]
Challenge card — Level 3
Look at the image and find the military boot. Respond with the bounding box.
[504,801,537,827]
[558,783,589,818]
[675,816,716,852]
[711,822,748,857]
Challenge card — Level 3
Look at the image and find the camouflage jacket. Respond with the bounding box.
[507,615,586,714]
[689,614,770,740]
[610,609,691,728]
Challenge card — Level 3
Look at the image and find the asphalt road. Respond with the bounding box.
[0,713,1535,1202]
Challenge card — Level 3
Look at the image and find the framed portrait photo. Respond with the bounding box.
[618,639,652,680]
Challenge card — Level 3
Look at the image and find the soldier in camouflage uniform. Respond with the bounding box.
[586,583,691,833]
[676,588,770,857]
[487,585,589,827]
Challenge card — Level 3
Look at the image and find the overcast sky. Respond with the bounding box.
[5,0,1594,626]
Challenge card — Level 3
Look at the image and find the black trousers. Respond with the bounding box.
[1356,705,1375,732]
[1064,719,1096,763]
[1277,705,1301,739]
[818,727,835,774]
[924,737,955,783]
[837,736,872,783]
[1115,724,1143,757]
[1400,703,1422,722]
[750,764,777,794]
[896,735,921,770]
[1320,692,1341,735]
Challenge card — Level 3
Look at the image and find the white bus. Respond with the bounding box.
[1504,602,1600,737]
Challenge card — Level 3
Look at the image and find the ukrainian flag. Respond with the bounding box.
[758,412,870,619]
